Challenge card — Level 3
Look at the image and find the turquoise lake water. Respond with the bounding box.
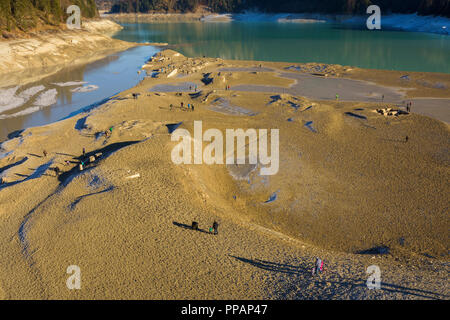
[1,20,449,141]
[112,21,450,73]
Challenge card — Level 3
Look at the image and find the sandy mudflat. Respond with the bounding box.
[407,98,450,124]
[0,50,448,299]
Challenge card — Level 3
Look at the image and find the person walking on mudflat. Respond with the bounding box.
[312,257,323,276]
[212,221,219,235]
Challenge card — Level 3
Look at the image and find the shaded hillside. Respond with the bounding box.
[96,0,115,11]
[107,0,450,17]
[0,0,98,33]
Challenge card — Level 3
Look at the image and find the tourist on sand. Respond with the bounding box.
[212,221,219,235]
[408,101,412,112]
[192,104,195,112]
[312,257,323,275]
[188,103,191,110]
[405,136,409,143]
[43,150,48,157]
[336,94,339,101]
[82,148,86,158]
[181,102,184,109]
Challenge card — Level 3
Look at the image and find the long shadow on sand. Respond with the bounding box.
[231,256,447,300]
[2,143,138,192]
[173,221,211,234]
[378,138,409,143]
[232,256,310,276]
[0,157,28,175]
[57,141,140,187]
[0,160,53,191]
[27,153,43,158]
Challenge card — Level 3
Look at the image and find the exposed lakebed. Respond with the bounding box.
[0,46,158,141]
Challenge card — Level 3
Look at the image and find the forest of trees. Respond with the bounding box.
[1,0,448,33]
[0,0,98,32]
[108,0,450,17]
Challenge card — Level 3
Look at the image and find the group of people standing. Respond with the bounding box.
[190,218,326,276]
[191,220,219,235]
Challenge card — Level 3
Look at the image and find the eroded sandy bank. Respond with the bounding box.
[0,20,138,88]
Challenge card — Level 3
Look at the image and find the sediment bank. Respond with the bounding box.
[0,20,138,87]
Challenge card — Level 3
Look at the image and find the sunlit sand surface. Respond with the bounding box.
[0,50,448,299]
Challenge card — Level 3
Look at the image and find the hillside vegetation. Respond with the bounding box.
[106,0,450,17]
[0,0,98,33]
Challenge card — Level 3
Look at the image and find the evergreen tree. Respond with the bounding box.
[0,0,99,32]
